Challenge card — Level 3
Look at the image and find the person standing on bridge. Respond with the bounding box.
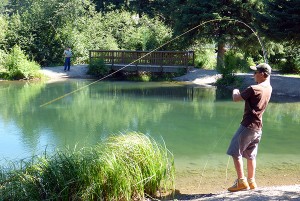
[226,63,272,192]
[63,47,72,72]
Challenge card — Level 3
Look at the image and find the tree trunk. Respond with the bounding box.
[216,42,226,71]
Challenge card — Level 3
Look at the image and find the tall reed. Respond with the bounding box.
[0,132,175,200]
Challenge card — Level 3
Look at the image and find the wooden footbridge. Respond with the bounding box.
[89,50,195,73]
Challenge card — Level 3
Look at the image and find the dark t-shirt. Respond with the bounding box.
[240,82,272,131]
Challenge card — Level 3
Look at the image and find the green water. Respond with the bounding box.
[0,80,299,172]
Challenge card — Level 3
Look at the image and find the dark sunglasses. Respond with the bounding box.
[254,71,260,75]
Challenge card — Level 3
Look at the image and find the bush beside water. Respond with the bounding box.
[87,58,110,78]
[0,132,175,200]
[0,45,41,80]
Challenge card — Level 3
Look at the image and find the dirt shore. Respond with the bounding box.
[173,68,300,101]
[40,65,300,200]
[169,185,300,201]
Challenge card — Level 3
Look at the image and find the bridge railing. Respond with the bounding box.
[89,50,194,72]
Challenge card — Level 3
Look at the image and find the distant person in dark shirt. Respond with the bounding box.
[227,63,272,192]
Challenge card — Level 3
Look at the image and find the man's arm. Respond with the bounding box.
[232,89,244,102]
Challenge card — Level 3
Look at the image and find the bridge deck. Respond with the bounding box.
[89,50,195,73]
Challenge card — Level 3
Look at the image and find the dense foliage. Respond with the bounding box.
[0,0,172,67]
[0,0,299,80]
[255,0,300,73]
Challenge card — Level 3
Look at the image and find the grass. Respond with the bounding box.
[0,132,175,200]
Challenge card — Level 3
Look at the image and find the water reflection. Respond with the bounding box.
[0,80,299,171]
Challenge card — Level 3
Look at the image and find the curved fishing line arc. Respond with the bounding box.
[196,18,269,185]
[40,18,267,107]
[40,18,268,190]
[196,19,269,186]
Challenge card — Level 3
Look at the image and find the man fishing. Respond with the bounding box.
[227,63,272,192]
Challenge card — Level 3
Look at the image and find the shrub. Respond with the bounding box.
[277,58,300,74]
[216,50,252,87]
[3,45,41,80]
[194,48,216,69]
[87,58,110,78]
[0,132,175,200]
[223,50,252,74]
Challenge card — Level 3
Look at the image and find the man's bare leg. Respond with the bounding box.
[233,156,245,179]
[247,158,256,179]
[247,158,257,189]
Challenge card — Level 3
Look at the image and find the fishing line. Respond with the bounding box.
[49,22,64,46]
[197,107,241,189]
[225,155,231,182]
[48,1,72,47]
[40,18,267,107]
[40,18,268,193]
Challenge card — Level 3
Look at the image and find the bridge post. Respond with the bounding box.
[112,51,114,67]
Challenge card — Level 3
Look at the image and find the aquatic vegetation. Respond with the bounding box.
[0,132,175,200]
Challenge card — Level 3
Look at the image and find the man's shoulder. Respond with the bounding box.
[252,83,272,90]
[250,84,272,99]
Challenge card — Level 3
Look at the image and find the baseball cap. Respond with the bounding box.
[250,63,272,75]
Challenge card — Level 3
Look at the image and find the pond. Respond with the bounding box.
[1,79,299,193]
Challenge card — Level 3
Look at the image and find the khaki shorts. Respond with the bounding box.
[227,125,262,160]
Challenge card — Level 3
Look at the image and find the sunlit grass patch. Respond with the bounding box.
[0,132,175,200]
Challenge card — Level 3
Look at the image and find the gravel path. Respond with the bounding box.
[39,65,92,81]
[40,66,300,200]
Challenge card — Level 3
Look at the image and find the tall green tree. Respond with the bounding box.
[168,0,263,71]
[128,0,166,17]
[256,0,300,73]
[4,0,96,66]
[92,0,166,18]
[259,0,300,44]
[93,0,126,12]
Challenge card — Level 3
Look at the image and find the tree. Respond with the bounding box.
[168,0,263,72]
[92,0,166,18]
[255,0,300,73]
[259,0,300,44]
[4,0,96,66]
